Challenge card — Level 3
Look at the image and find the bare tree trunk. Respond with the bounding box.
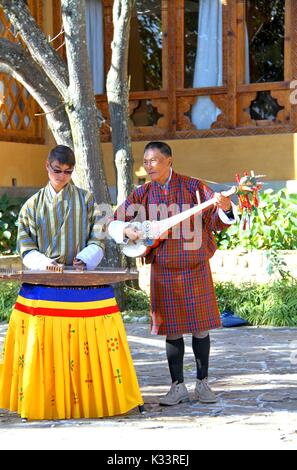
[61,0,120,270]
[59,0,109,204]
[106,0,138,292]
[0,0,121,269]
[1,0,110,206]
[106,0,135,206]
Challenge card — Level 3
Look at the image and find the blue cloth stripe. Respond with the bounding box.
[19,283,115,303]
[21,238,36,245]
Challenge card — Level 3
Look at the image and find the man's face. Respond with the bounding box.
[46,159,74,193]
[143,149,172,184]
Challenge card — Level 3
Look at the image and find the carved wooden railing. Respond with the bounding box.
[0,2,44,144]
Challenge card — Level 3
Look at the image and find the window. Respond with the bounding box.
[106,0,295,141]
[0,0,44,143]
[128,0,163,92]
[54,0,297,142]
[246,0,285,84]
[127,0,164,127]
[236,0,291,129]
[85,0,105,94]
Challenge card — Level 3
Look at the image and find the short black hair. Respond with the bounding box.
[144,141,172,157]
[48,145,75,166]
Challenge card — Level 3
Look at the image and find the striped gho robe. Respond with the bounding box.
[114,171,234,335]
[17,181,104,265]
[0,181,144,420]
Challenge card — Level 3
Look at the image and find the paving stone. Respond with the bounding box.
[1,323,297,449]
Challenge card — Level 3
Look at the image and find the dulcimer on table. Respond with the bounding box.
[0,267,138,287]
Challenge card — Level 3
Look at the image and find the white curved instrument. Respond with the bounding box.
[122,186,236,258]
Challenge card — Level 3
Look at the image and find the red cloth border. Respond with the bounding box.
[14,302,120,318]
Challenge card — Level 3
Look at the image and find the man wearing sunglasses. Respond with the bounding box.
[0,144,143,421]
[19,144,103,271]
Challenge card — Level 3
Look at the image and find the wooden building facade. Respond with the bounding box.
[1,0,297,198]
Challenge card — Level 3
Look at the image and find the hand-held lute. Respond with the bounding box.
[121,172,264,258]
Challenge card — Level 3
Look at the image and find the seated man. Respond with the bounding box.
[0,145,143,420]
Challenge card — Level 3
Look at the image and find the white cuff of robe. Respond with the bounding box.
[218,201,238,225]
[76,244,104,270]
[23,250,53,271]
[108,220,131,244]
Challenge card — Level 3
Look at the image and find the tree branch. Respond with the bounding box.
[0,38,72,146]
[0,0,69,98]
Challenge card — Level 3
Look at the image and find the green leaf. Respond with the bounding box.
[2,230,11,240]
[216,188,297,250]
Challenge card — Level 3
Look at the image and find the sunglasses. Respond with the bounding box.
[48,161,74,175]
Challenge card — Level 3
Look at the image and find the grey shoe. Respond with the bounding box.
[195,378,217,403]
[159,381,190,406]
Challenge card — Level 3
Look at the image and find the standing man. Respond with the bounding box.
[109,141,236,406]
[0,145,143,420]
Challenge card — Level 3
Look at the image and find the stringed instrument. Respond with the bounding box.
[121,172,264,258]
[0,267,138,286]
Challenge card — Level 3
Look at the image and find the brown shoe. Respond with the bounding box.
[194,378,217,403]
[159,381,190,406]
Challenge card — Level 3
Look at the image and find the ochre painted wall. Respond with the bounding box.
[1,5,296,191]
[0,140,116,189]
[0,133,296,190]
[103,133,297,186]
[0,142,49,188]
[170,134,296,182]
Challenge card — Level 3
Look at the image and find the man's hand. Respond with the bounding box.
[73,258,87,271]
[213,192,232,212]
[46,260,64,272]
[124,225,143,241]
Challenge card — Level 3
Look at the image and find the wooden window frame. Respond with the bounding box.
[173,0,297,140]
[0,0,44,144]
[98,0,172,142]
[53,0,297,142]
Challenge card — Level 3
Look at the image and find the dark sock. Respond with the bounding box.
[192,335,210,380]
[166,337,184,384]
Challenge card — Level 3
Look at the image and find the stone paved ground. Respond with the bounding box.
[0,322,297,450]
